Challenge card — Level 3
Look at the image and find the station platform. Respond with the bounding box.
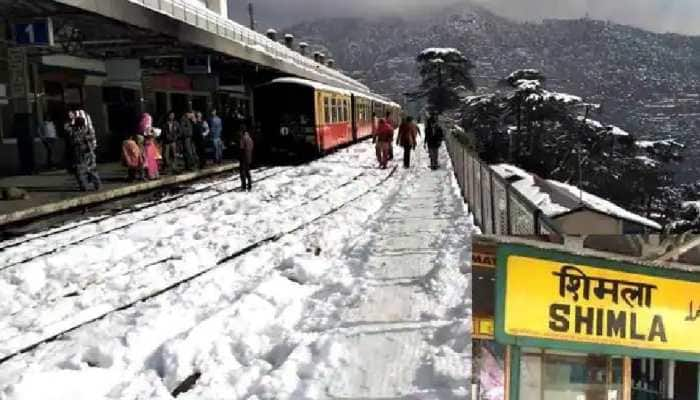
[0,161,237,227]
[325,148,474,398]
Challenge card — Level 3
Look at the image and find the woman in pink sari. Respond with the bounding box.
[139,113,160,180]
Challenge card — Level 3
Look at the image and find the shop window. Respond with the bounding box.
[520,349,624,400]
[64,85,83,107]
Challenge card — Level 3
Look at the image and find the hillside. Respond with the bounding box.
[288,4,700,182]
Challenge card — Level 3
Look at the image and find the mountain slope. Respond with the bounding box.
[289,4,700,182]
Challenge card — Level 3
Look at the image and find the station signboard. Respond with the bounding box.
[13,19,54,46]
[496,243,700,361]
[184,56,211,74]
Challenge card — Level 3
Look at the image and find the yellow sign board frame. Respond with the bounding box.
[495,243,700,362]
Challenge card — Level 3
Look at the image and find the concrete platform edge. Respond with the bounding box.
[0,163,238,227]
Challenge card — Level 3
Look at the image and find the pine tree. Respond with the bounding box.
[461,69,685,226]
[413,48,475,114]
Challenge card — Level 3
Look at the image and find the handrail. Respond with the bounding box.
[126,0,370,92]
[445,127,564,238]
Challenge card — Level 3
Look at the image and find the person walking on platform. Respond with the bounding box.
[371,113,381,164]
[385,111,395,161]
[425,115,444,170]
[397,116,420,168]
[194,111,210,169]
[63,110,77,173]
[161,111,180,174]
[179,112,197,171]
[376,118,395,169]
[39,116,58,169]
[239,126,254,191]
[76,109,97,153]
[70,117,101,191]
[209,109,224,164]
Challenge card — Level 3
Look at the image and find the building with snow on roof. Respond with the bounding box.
[491,163,661,235]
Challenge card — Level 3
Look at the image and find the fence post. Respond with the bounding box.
[534,209,542,235]
[506,185,512,235]
[490,172,496,235]
[479,164,485,233]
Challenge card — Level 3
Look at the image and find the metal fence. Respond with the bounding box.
[127,0,369,92]
[445,131,564,238]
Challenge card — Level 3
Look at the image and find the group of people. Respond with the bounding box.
[121,110,223,180]
[373,112,445,170]
[121,109,255,191]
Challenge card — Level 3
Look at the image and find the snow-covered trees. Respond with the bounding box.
[462,69,685,224]
[413,48,475,114]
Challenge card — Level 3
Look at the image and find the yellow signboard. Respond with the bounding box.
[474,317,495,339]
[502,254,700,355]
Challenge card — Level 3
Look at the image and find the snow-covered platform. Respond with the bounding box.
[0,142,473,399]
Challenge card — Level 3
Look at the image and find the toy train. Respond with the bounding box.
[254,77,401,157]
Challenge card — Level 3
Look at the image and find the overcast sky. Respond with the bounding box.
[227,0,700,35]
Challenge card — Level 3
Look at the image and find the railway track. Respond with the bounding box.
[0,165,398,365]
[0,167,280,252]
[0,166,293,272]
[0,170,370,323]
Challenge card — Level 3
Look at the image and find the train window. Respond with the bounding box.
[331,98,338,123]
[343,100,348,122]
[324,97,331,123]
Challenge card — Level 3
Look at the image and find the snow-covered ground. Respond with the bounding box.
[0,141,474,399]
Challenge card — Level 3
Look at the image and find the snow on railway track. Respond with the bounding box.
[0,145,474,400]
[0,144,390,362]
[0,166,287,266]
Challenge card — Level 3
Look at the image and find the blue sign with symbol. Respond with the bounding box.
[14,19,54,46]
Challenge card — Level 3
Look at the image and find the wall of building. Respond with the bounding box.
[555,210,623,235]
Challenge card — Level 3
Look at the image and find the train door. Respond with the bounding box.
[351,94,358,141]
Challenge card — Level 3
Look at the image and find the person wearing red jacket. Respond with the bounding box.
[397,116,420,168]
[385,111,395,161]
[376,118,395,169]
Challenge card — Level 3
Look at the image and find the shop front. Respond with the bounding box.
[474,239,700,400]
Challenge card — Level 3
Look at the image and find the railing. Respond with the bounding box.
[445,128,564,238]
[127,0,370,93]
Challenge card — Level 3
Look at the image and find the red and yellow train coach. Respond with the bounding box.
[254,77,401,157]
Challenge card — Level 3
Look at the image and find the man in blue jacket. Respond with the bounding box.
[209,109,224,164]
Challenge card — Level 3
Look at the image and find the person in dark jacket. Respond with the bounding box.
[209,109,224,164]
[63,110,77,173]
[193,111,210,169]
[385,111,394,160]
[179,112,197,171]
[376,118,394,169]
[161,111,180,174]
[397,116,420,168]
[70,117,101,191]
[425,115,444,170]
[371,113,381,164]
[239,126,254,191]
